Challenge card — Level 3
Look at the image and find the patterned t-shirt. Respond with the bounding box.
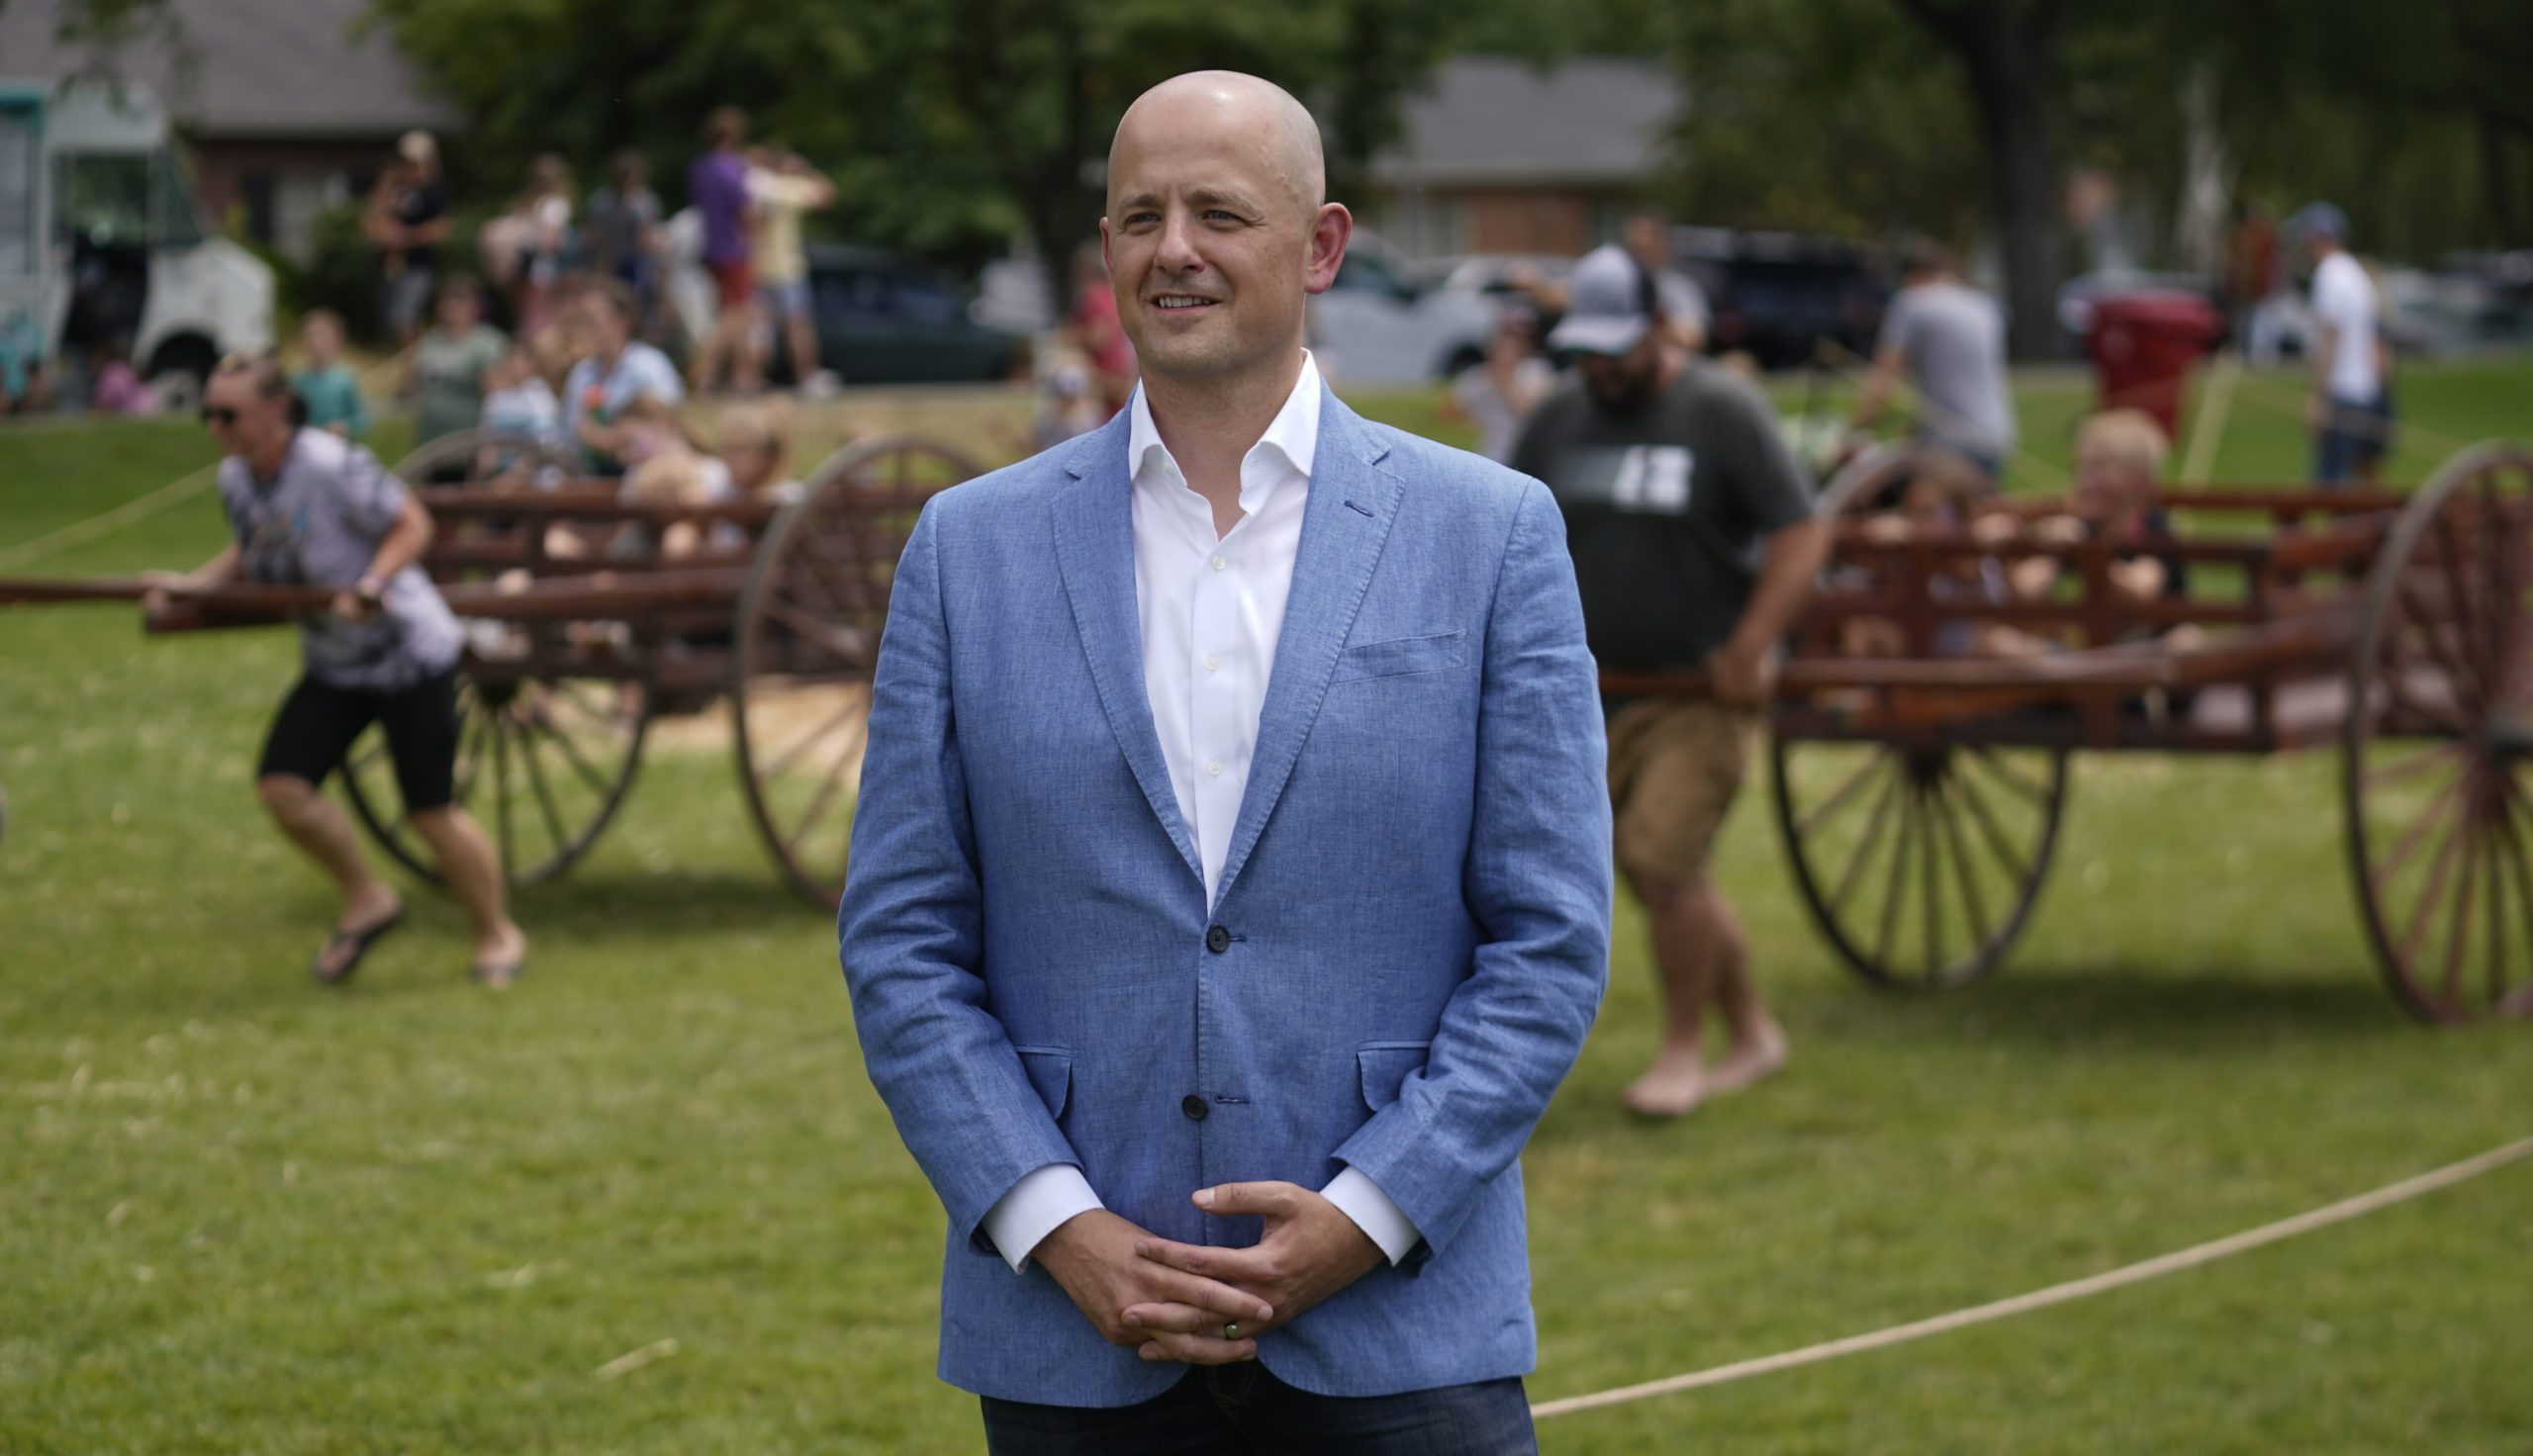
[218,429,463,690]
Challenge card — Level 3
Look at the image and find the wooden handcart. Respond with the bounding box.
[2,429,988,908]
[1610,439,2533,1024]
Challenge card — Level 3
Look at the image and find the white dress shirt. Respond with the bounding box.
[981,353,1422,1273]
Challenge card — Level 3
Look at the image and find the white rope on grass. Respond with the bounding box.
[0,343,419,571]
[1532,1134,2533,1421]
[0,462,222,570]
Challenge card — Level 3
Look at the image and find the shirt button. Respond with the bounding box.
[1206,925,1232,954]
[1181,1094,1209,1121]
[1205,759,1222,777]
[1203,654,1219,673]
[1210,555,1227,572]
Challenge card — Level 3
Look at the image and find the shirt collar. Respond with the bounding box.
[1127,349,1323,493]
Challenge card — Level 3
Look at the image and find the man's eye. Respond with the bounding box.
[1204,211,1238,223]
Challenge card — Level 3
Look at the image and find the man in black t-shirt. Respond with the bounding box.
[1511,243,1829,1118]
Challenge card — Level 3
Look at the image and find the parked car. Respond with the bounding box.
[799,243,1023,385]
[1670,227,1886,370]
[1309,233,1494,386]
[1412,252,1574,306]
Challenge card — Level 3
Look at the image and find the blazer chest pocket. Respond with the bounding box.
[1357,1041,1432,1112]
[1014,1046,1072,1120]
[1330,630,1466,684]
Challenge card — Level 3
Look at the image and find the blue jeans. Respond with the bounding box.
[2314,390,2393,485]
[980,1363,1537,1455]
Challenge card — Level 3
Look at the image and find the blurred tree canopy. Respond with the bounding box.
[1645,0,2533,356]
[359,0,1488,273]
[25,0,2529,359]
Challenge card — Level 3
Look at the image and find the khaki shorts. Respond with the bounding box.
[1607,697,1760,889]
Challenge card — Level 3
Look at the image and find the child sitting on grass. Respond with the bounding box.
[290,310,368,440]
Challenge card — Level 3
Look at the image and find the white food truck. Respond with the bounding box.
[1,77,273,409]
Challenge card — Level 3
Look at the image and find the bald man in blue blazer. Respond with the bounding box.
[839,70,1611,1454]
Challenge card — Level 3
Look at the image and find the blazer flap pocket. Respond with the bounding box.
[1014,1046,1072,1120]
[1357,1041,1433,1112]
[1332,630,1466,683]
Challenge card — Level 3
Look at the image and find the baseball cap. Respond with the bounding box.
[1548,244,1656,356]
[2287,202,2347,243]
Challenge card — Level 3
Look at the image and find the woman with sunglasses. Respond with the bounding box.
[147,352,528,987]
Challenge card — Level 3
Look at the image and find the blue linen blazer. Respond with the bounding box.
[837,392,1613,1406]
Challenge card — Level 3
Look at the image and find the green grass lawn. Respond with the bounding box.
[3,361,2531,1454]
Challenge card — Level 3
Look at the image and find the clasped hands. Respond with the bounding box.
[1033,1181,1386,1366]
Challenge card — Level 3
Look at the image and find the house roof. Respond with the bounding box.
[0,0,461,139]
[1370,55,1680,191]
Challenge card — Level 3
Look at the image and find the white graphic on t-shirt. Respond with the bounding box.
[1612,446,1694,513]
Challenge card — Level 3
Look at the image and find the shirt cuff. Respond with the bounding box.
[1322,1166,1421,1266]
[981,1163,1103,1273]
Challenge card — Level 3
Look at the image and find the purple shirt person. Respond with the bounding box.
[686,106,764,394]
[689,146,751,266]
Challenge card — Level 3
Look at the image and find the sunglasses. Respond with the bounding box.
[201,406,240,427]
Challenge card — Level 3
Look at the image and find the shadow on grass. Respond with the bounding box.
[502,868,824,938]
[1819,958,2413,1050]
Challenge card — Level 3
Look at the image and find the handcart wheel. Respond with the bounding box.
[1772,735,2070,990]
[734,434,985,908]
[2343,441,2533,1022]
[1814,438,1921,519]
[393,427,579,489]
[342,659,651,890]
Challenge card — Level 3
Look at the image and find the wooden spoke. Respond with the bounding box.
[528,707,615,798]
[1826,764,1906,917]
[2364,742,2464,788]
[492,707,518,884]
[1919,775,1944,982]
[2393,574,2481,719]
[2370,762,2469,888]
[1966,744,2049,805]
[2432,512,2490,713]
[1949,759,2031,885]
[2439,818,2482,1007]
[1931,781,1994,954]
[1776,733,2064,995]
[761,694,872,780]
[780,736,862,860]
[1873,779,1917,974]
[1797,747,1896,836]
[516,721,572,864]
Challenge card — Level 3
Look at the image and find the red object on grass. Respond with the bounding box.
[2088,292,2220,439]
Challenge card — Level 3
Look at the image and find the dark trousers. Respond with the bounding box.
[981,1363,1536,1456]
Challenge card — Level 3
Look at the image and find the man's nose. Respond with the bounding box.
[1155,209,1206,275]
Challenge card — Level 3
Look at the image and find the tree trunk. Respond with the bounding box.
[1895,0,2067,360]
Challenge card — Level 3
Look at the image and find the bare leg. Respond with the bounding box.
[410,807,526,983]
[788,310,820,384]
[258,775,401,973]
[1624,873,1783,1117]
[731,301,765,392]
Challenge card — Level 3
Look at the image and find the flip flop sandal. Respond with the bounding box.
[313,909,405,985]
[469,949,527,988]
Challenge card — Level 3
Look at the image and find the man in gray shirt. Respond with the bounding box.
[1513,244,1829,1118]
[1851,240,2017,480]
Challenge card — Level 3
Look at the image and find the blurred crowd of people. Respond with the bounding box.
[364,108,841,410]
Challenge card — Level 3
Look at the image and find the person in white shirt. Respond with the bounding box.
[2292,202,2393,485]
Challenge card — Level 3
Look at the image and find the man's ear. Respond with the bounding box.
[1303,203,1353,296]
[1099,219,1114,278]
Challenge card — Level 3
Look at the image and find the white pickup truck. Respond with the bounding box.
[1,77,273,409]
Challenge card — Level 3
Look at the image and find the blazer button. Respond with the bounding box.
[1205,925,1231,954]
[1180,1094,1209,1121]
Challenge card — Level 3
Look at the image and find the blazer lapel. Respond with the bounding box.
[1051,417,1204,887]
[1213,397,1403,908]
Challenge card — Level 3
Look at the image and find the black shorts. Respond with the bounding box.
[258,670,461,814]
